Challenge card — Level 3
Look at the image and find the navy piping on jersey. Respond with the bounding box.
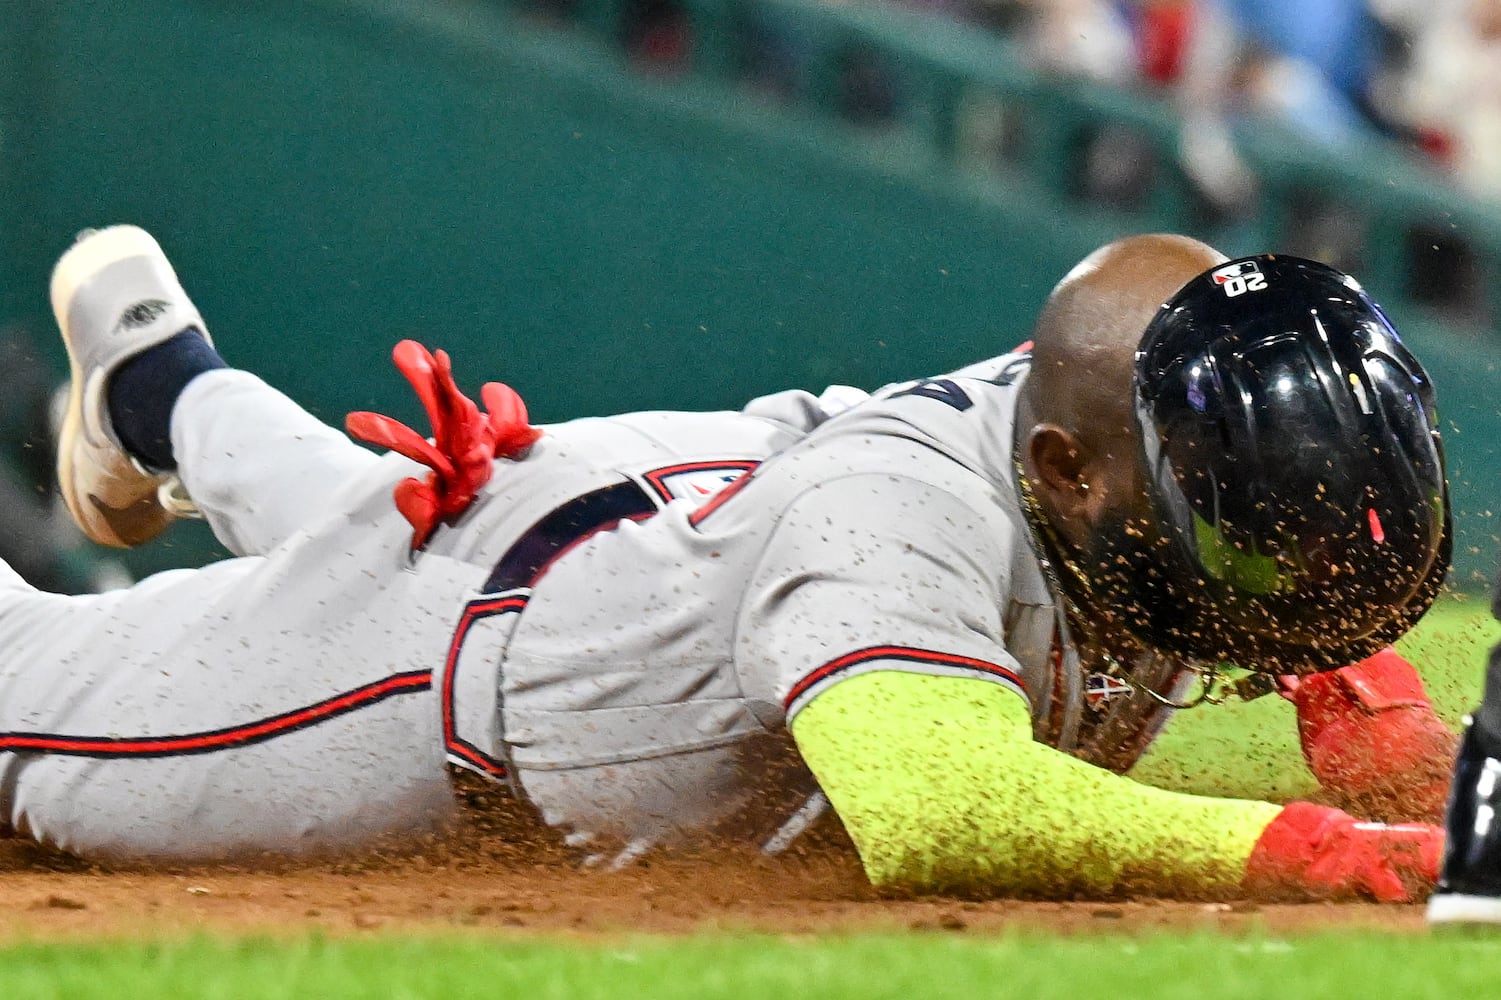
[483,480,658,593]
[442,593,528,777]
[785,646,1024,711]
[0,670,433,758]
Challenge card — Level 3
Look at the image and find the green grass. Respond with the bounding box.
[1133,594,1500,802]
[1392,592,1501,725]
[5,931,1501,1000]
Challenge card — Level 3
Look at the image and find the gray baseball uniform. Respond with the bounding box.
[0,349,1188,861]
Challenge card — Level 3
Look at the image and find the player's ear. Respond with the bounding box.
[1027,424,1109,527]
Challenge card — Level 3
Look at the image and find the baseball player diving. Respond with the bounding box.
[0,226,1457,901]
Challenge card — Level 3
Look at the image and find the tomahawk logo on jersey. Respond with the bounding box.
[640,462,758,504]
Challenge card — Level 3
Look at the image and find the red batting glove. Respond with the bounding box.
[346,340,542,549]
[1243,801,1443,902]
[1279,647,1458,823]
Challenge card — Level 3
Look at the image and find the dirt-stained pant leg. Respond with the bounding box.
[0,373,480,860]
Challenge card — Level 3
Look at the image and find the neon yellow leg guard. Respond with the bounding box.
[792,671,1281,896]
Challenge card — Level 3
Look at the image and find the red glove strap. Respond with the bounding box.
[346,340,542,548]
[1291,648,1430,734]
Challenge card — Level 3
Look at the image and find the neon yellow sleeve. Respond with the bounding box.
[791,671,1283,896]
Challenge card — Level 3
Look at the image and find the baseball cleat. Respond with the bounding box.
[50,225,210,547]
[1428,722,1501,927]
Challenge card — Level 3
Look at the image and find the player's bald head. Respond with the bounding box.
[1026,234,1226,431]
[1016,234,1226,559]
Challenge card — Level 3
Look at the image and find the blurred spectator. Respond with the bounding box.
[1168,0,1389,149]
[1221,0,1384,132]
[1129,0,1196,86]
[986,0,1370,215]
[601,0,1501,201]
[1005,0,1385,139]
[1165,0,1408,218]
[1387,0,1501,199]
[1013,0,1137,82]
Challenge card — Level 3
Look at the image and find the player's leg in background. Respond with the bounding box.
[170,369,390,555]
[52,226,383,558]
[1428,572,1501,926]
[0,228,470,859]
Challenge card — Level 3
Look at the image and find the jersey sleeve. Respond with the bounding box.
[738,385,871,434]
[736,472,1027,720]
[740,472,1283,896]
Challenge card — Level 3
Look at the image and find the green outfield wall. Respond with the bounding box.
[1,0,1500,584]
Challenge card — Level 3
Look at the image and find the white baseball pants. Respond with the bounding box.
[0,370,485,860]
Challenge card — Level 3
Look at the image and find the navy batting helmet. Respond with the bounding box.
[1104,254,1449,672]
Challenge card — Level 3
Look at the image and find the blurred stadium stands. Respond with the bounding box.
[0,0,1498,585]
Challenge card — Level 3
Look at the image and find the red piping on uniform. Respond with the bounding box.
[687,471,754,527]
[441,594,528,777]
[785,645,1023,709]
[0,671,434,758]
[642,460,759,504]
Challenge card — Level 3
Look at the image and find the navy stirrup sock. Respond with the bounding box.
[106,329,227,472]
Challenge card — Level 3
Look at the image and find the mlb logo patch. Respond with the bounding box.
[1210,260,1261,285]
[1209,259,1268,298]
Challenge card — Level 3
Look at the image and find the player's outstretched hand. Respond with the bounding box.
[346,340,542,548]
[1242,801,1442,903]
[1280,647,1458,823]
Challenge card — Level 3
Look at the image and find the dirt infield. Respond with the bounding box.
[0,779,1428,941]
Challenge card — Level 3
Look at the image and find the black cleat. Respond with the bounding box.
[1429,722,1501,925]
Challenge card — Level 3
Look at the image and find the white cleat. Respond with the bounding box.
[50,226,210,548]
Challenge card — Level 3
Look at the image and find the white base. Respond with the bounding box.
[1427,892,1501,926]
